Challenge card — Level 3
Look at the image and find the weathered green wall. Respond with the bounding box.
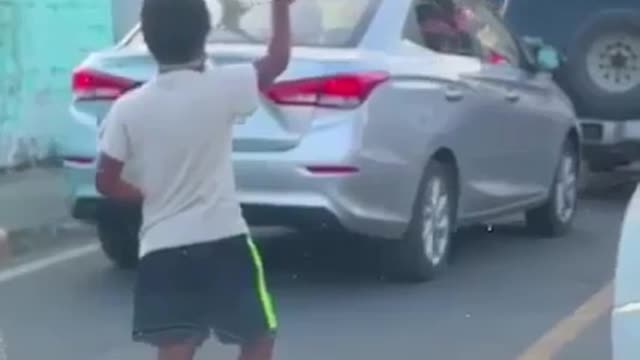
[0,0,114,168]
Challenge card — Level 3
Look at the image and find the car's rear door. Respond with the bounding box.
[460,1,559,199]
[401,0,521,216]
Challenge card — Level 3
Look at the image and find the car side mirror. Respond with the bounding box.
[521,36,560,72]
[536,45,560,72]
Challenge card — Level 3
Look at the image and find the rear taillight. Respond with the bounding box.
[266,71,389,109]
[72,69,137,101]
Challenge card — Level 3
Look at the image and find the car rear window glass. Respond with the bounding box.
[127,0,381,48]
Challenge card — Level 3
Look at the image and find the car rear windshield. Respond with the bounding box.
[128,0,381,48]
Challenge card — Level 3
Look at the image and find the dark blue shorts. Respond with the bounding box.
[132,234,278,347]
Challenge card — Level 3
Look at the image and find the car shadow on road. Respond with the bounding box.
[259,179,634,290]
[86,170,638,293]
[82,212,617,308]
[260,231,388,287]
[258,223,545,289]
[580,168,638,202]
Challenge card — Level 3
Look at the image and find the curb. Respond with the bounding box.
[0,221,96,267]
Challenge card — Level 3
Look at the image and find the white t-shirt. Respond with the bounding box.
[99,63,259,257]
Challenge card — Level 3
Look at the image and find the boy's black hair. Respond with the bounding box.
[141,0,211,65]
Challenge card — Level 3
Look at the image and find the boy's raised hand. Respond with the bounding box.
[253,0,294,90]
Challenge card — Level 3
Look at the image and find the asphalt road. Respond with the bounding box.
[0,178,634,360]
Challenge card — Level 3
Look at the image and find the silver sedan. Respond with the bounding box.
[61,0,581,281]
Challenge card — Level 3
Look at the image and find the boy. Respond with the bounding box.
[95,0,293,359]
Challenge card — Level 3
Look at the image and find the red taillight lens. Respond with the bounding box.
[72,69,136,101]
[266,71,389,109]
[489,51,508,65]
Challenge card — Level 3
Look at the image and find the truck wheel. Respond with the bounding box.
[526,140,579,237]
[386,160,457,282]
[563,10,640,120]
[96,201,141,269]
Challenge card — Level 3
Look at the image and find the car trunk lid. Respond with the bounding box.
[72,45,386,152]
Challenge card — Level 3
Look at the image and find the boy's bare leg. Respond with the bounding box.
[238,334,275,360]
[158,342,198,360]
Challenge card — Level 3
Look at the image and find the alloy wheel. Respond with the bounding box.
[586,33,640,93]
[421,176,451,266]
[554,153,578,224]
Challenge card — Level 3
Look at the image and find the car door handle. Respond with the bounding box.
[445,88,464,102]
[505,91,520,102]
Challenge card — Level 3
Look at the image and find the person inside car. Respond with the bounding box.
[417,0,463,53]
[417,0,480,55]
[417,0,510,65]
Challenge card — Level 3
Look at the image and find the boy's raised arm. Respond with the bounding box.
[253,0,293,91]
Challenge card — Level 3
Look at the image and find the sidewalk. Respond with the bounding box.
[0,167,69,232]
[0,167,95,264]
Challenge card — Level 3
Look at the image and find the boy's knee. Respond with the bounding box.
[157,338,203,360]
[239,333,276,360]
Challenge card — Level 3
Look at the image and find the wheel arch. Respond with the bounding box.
[566,126,582,168]
[402,146,461,236]
[429,147,460,221]
[545,126,581,190]
[432,148,459,191]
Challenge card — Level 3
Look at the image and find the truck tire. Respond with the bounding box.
[96,200,141,269]
[562,10,640,120]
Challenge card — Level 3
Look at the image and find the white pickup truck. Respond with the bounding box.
[499,0,640,172]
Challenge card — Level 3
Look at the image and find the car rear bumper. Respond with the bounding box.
[71,196,343,231]
[70,195,408,240]
[64,154,414,241]
[62,101,420,240]
[580,118,640,145]
[579,119,640,163]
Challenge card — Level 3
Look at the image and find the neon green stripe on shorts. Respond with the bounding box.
[246,236,278,330]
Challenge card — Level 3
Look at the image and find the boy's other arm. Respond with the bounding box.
[95,104,143,202]
[253,0,293,91]
[96,154,143,202]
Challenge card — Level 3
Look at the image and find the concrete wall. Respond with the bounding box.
[0,0,115,168]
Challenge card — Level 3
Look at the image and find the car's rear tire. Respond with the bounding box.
[526,140,579,237]
[386,160,456,282]
[96,200,141,269]
[561,10,640,119]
